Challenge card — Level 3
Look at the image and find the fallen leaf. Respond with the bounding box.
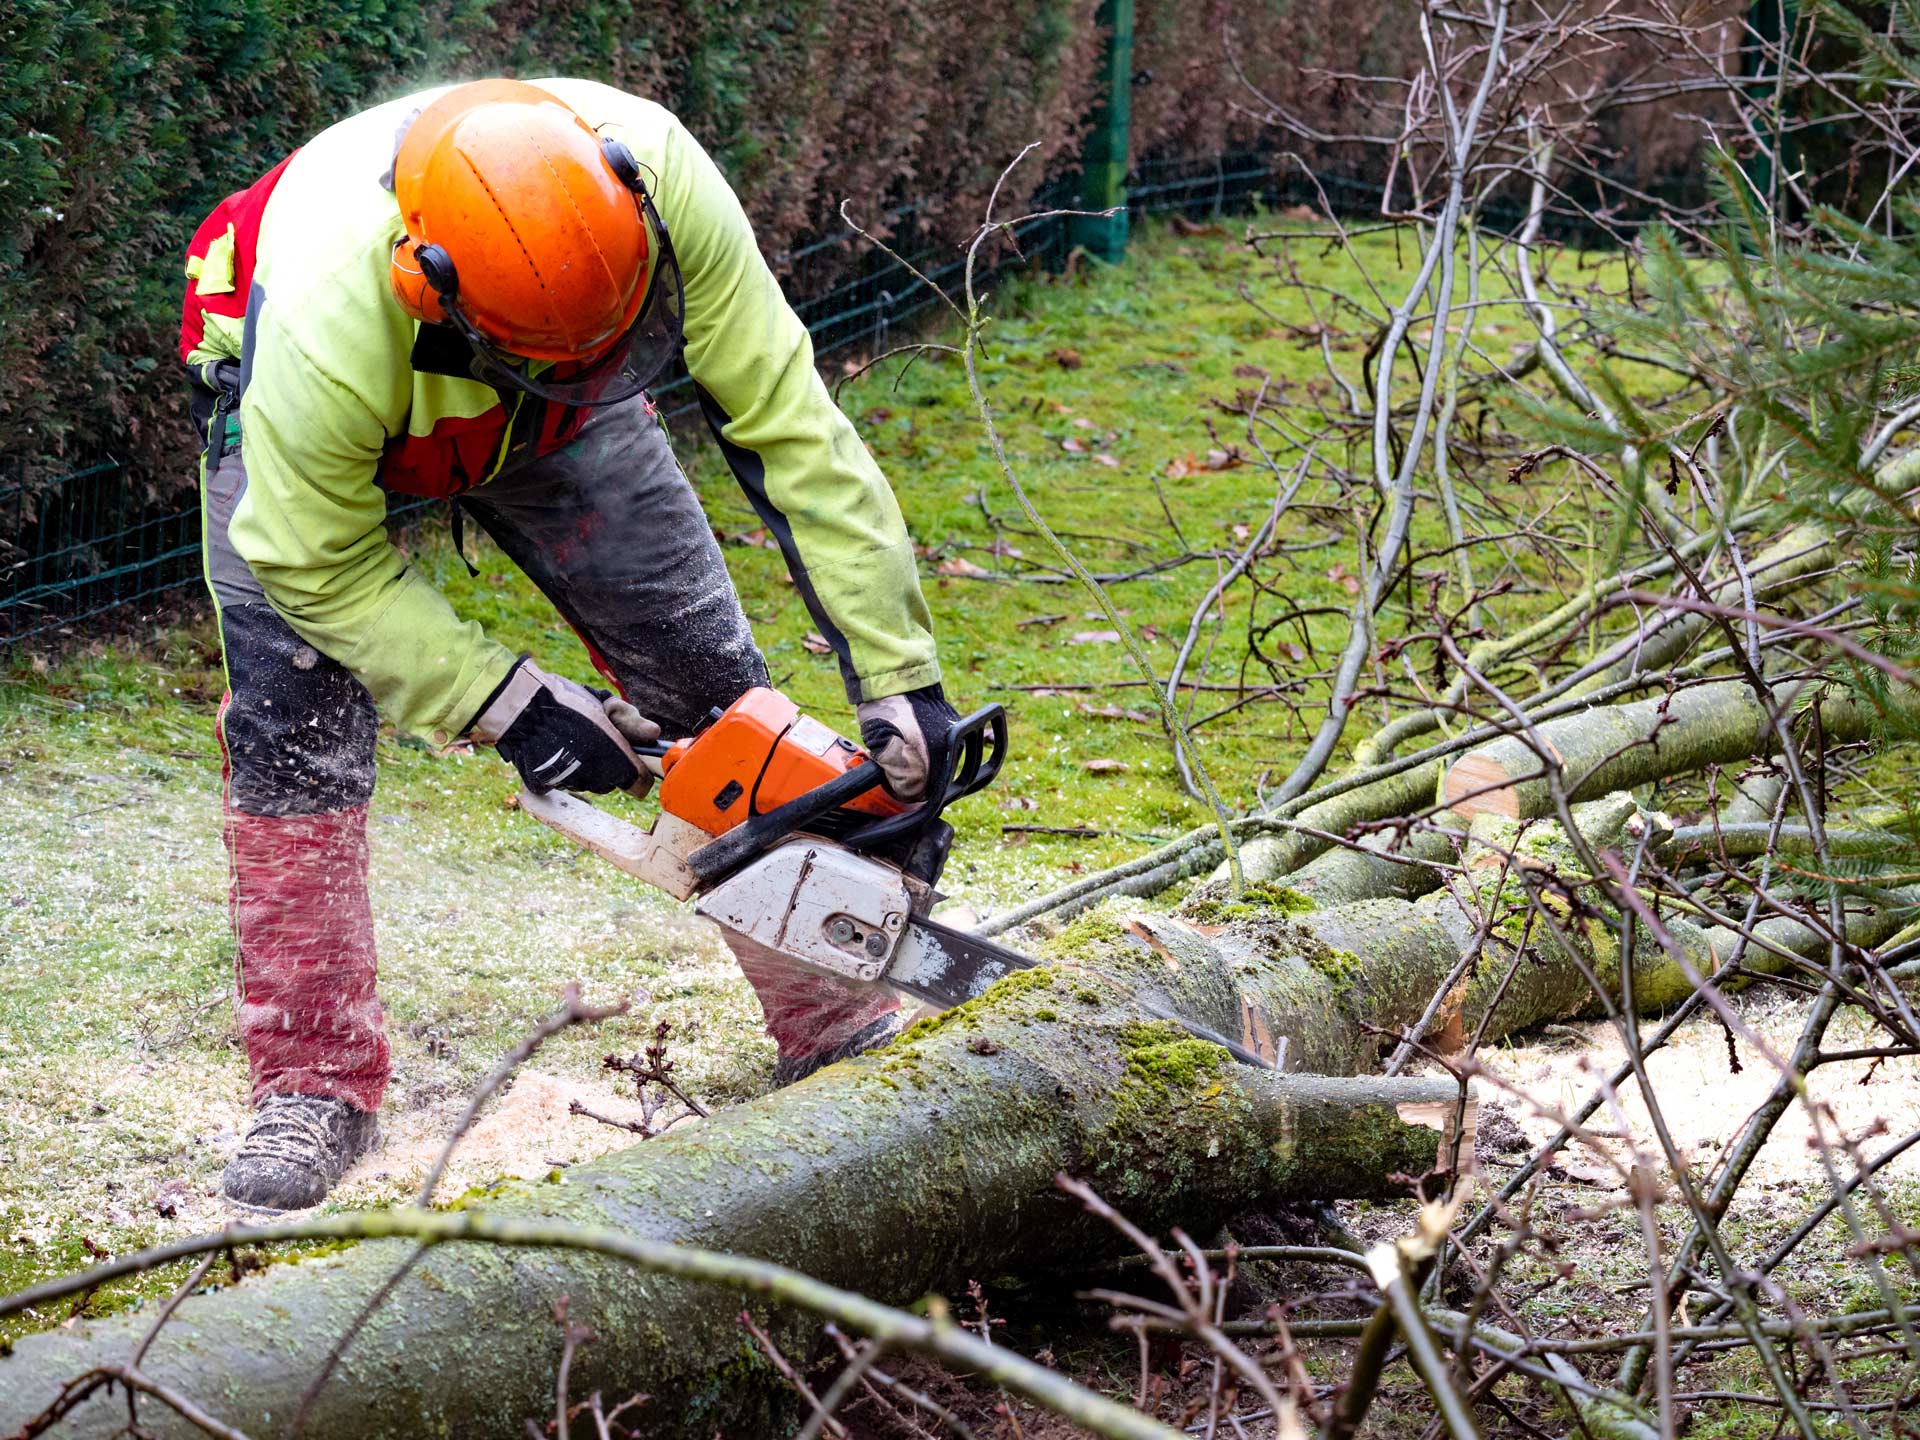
[1084,758,1129,774]
[863,407,893,425]
[1001,795,1040,811]
[1051,347,1083,370]
[1060,437,1088,453]
[153,1179,190,1220]
[936,557,991,578]
[1232,523,1252,542]
[1079,703,1154,723]
[1170,215,1225,237]
[1204,447,1245,471]
[1071,417,1097,429]
[1093,453,1119,467]
[1326,562,1362,597]
[1069,630,1121,645]
[801,633,832,655]
[1232,363,1269,380]
[1553,1159,1624,1190]
[1015,613,1066,628]
[1165,452,1200,478]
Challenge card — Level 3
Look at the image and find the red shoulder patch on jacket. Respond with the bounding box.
[179,152,297,363]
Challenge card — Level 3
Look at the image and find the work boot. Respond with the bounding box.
[772,1015,901,1088]
[221,1093,380,1210]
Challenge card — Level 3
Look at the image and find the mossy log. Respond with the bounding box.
[1437,678,1894,821]
[0,924,1475,1440]
[1232,678,1907,888]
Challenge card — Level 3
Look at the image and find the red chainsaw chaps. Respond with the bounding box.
[223,800,390,1112]
[729,947,900,1059]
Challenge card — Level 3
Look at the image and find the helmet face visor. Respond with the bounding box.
[441,188,685,408]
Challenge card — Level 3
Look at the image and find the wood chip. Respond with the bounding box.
[1084,758,1129,774]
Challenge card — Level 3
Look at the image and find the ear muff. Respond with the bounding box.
[389,240,457,325]
[600,136,644,193]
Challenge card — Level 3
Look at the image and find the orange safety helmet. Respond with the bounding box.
[389,78,685,404]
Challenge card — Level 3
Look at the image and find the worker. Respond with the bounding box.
[180,77,956,1209]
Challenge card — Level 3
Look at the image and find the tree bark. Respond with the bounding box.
[1436,677,1886,821]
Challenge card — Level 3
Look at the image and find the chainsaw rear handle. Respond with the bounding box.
[685,703,1007,885]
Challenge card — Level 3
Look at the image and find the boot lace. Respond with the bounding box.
[238,1094,345,1168]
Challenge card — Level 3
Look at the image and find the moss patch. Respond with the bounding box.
[1183,882,1318,923]
[895,966,1056,1046]
[1038,907,1130,961]
[1116,1020,1229,1089]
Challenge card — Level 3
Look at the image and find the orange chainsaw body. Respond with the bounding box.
[657,688,905,838]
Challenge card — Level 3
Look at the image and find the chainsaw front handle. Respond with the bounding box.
[838,703,1007,854]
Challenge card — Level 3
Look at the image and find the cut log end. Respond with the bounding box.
[1443,752,1521,819]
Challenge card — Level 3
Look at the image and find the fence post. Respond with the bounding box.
[1068,0,1134,263]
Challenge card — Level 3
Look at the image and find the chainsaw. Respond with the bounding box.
[518,686,1270,1064]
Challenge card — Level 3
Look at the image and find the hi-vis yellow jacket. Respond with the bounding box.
[181,78,938,741]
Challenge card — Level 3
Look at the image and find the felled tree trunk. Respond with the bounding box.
[0,923,1471,1440]
[1232,677,1904,888]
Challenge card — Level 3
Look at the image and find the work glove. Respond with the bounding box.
[467,657,655,796]
[599,693,667,779]
[857,683,960,802]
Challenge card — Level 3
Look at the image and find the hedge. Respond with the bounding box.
[1,0,1452,507]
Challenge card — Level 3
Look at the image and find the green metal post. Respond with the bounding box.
[1741,0,1798,217]
[1068,0,1133,263]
